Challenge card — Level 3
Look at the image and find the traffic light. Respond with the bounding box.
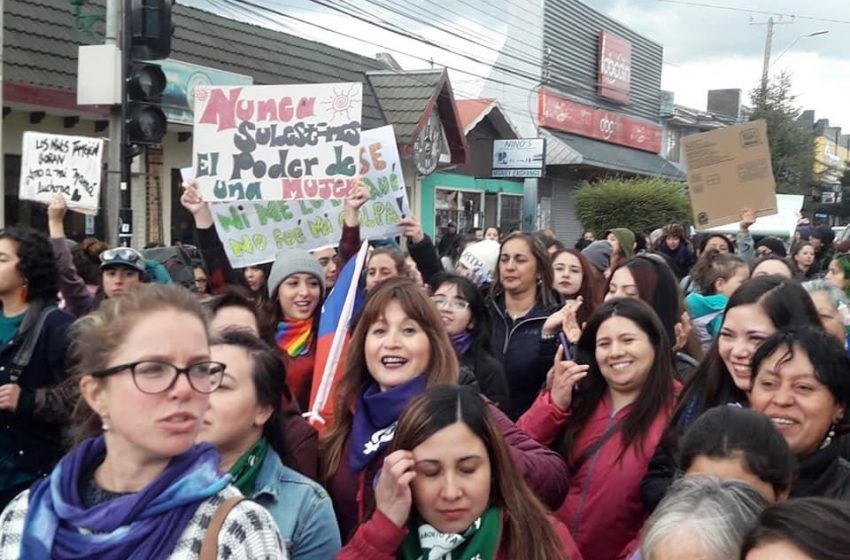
[125,0,172,147]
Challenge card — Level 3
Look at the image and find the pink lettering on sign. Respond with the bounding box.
[281,177,357,200]
[198,88,317,132]
[537,89,662,154]
[597,31,633,104]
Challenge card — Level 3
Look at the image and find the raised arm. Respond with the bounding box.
[47,196,96,317]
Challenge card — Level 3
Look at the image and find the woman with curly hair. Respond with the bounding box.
[0,226,75,509]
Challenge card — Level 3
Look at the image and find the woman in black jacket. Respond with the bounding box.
[487,232,560,419]
[431,274,510,411]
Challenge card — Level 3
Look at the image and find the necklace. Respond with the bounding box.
[507,305,533,321]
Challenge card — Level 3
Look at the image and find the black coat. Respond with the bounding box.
[0,303,74,507]
[460,349,510,413]
[792,441,850,500]
[488,296,560,420]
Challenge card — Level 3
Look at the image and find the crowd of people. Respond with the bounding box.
[0,184,849,559]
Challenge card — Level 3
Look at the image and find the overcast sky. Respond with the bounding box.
[182,0,850,133]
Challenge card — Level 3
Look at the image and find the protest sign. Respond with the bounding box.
[211,126,410,268]
[192,82,362,202]
[682,119,777,231]
[19,132,104,214]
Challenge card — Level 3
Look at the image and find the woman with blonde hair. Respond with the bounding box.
[321,278,569,542]
[0,284,284,559]
[339,385,582,559]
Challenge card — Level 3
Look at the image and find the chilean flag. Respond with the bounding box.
[305,241,368,433]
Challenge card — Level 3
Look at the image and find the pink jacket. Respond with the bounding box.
[517,388,679,560]
[336,509,584,560]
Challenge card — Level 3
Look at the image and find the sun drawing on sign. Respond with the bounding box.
[323,85,360,122]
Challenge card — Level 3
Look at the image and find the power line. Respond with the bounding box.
[653,0,850,24]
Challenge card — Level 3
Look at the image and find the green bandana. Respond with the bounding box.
[227,437,269,496]
[401,506,502,560]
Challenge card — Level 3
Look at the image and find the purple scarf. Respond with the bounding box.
[450,332,473,356]
[350,375,429,473]
[22,437,231,560]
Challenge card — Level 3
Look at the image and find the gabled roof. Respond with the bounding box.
[366,68,467,164]
[456,98,519,138]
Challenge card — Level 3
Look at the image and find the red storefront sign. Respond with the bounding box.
[538,89,662,154]
[598,31,632,103]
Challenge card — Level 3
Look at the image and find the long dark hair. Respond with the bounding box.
[491,232,556,307]
[0,225,59,303]
[557,297,676,462]
[551,248,602,326]
[670,276,822,432]
[211,329,291,466]
[391,385,567,560]
[432,273,497,358]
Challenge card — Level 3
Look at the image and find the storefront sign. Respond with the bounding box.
[158,59,253,125]
[192,82,362,202]
[210,126,409,268]
[492,138,545,178]
[538,89,662,154]
[598,31,632,104]
[19,131,103,214]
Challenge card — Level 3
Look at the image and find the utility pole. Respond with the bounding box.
[751,16,792,109]
[105,0,122,246]
[0,0,5,228]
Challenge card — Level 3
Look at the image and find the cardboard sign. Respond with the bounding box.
[212,126,410,268]
[19,132,104,214]
[192,82,362,202]
[683,120,777,231]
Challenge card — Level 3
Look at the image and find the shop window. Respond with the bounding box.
[435,188,483,238]
[499,194,522,234]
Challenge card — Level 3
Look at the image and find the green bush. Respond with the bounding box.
[575,177,692,234]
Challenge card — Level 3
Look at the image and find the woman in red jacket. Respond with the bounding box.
[321,278,570,542]
[338,385,582,560]
[518,297,680,560]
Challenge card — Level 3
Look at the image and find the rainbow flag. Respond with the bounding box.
[305,241,368,433]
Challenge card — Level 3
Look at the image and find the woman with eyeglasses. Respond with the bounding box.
[47,195,147,317]
[198,329,340,559]
[0,284,285,559]
[430,274,510,410]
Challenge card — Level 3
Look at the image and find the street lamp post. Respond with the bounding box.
[759,26,829,106]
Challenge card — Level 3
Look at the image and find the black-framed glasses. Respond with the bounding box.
[755,248,773,257]
[100,247,143,265]
[91,361,225,394]
[431,295,470,312]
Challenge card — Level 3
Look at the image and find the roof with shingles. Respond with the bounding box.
[366,69,446,145]
[4,0,388,128]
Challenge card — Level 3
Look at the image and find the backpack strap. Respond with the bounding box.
[9,305,58,383]
[199,496,246,560]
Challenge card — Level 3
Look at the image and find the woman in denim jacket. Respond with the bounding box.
[198,329,341,559]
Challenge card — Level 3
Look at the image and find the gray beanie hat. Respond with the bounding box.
[267,249,326,298]
[581,240,613,273]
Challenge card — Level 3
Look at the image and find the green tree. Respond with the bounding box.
[575,177,691,234]
[748,72,815,195]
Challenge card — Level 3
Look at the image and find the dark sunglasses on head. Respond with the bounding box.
[755,248,773,257]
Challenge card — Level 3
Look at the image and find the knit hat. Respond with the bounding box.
[456,240,500,287]
[609,228,636,258]
[755,236,787,258]
[267,249,326,298]
[581,240,613,273]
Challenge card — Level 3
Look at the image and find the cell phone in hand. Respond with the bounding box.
[559,332,571,361]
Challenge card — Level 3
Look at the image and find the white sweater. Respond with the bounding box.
[0,485,287,559]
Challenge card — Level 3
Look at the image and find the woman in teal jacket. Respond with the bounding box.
[198,329,341,560]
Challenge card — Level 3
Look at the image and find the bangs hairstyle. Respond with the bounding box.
[551,248,603,325]
[491,232,556,306]
[669,276,823,442]
[69,284,210,442]
[607,254,682,344]
[432,273,496,355]
[558,297,676,463]
[210,329,291,467]
[391,385,568,560]
[751,327,850,411]
[321,277,459,481]
[679,406,795,500]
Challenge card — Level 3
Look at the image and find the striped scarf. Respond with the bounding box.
[275,318,314,357]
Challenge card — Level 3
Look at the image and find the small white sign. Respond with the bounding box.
[492,138,545,177]
[19,132,104,214]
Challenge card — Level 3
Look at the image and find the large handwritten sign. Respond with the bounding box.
[19,132,104,214]
[213,126,410,268]
[192,83,362,202]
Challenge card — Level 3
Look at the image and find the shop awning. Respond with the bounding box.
[544,130,686,181]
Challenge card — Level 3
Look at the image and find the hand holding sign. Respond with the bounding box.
[398,216,424,244]
[181,179,215,229]
[345,180,371,211]
[47,195,68,222]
